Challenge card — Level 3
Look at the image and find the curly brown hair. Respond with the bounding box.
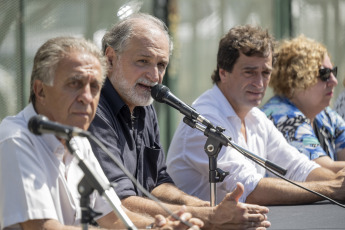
[269,35,328,98]
[211,24,276,84]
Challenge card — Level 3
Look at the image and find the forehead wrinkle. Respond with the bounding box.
[68,73,102,85]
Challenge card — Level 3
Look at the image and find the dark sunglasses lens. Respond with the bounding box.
[319,69,330,82]
[333,67,337,77]
[320,74,330,82]
[319,67,337,82]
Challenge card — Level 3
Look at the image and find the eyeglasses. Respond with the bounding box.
[319,66,337,82]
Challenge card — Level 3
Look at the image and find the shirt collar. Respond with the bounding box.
[212,84,260,122]
[212,85,239,118]
[23,103,66,159]
[101,78,126,116]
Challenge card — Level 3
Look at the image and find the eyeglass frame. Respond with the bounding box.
[319,66,337,82]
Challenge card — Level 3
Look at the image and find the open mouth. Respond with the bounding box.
[137,83,153,91]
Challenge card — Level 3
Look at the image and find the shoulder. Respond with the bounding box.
[261,96,305,126]
[250,107,277,127]
[192,86,232,119]
[261,96,295,116]
[0,113,31,143]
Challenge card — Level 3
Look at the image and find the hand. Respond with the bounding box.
[333,167,345,200]
[154,206,204,230]
[209,182,271,229]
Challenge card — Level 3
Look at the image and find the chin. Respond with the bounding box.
[77,124,89,131]
[70,119,90,131]
[251,100,262,107]
[131,95,153,107]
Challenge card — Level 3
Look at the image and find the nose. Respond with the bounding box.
[328,72,338,87]
[78,84,93,104]
[253,74,264,88]
[146,66,162,83]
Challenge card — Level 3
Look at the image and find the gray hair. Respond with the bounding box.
[29,36,107,104]
[102,13,173,55]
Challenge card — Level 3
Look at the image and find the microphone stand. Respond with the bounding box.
[183,117,287,206]
[201,125,229,207]
[66,138,137,230]
[78,177,102,230]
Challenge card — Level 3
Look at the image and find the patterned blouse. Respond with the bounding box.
[261,95,345,161]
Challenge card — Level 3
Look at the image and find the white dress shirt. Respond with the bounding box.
[0,104,118,229]
[167,85,320,204]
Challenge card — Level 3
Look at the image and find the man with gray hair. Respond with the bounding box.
[89,13,271,230]
[0,36,203,230]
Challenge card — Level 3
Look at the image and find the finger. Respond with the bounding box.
[246,204,270,214]
[247,213,269,222]
[155,214,167,227]
[168,205,187,221]
[226,182,244,202]
[179,212,193,222]
[177,205,187,216]
[246,220,271,229]
[188,217,204,228]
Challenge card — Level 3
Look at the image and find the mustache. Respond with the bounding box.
[136,78,157,87]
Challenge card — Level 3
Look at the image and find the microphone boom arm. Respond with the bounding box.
[183,117,345,209]
[66,138,137,230]
[183,117,287,175]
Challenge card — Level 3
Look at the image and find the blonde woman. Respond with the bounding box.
[261,35,345,173]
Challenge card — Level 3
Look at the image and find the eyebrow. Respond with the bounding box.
[243,66,273,71]
[68,75,103,85]
[138,53,152,58]
[137,51,169,60]
[243,66,258,70]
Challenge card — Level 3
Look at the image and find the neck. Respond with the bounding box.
[290,97,319,120]
[241,119,247,142]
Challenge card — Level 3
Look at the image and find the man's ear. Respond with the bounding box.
[105,47,118,76]
[33,79,46,105]
[219,68,228,82]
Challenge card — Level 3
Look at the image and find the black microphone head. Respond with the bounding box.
[28,115,47,135]
[151,84,170,103]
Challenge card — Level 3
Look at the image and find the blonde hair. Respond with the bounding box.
[270,35,328,98]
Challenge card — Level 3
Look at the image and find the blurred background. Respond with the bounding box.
[1,0,345,152]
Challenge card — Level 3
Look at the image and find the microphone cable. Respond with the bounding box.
[86,134,195,228]
[187,117,345,209]
[27,115,194,227]
[151,84,345,209]
[248,154,345,209]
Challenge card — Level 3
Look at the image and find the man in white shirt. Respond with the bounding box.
[0,36,203,230]
[167,24,345,205]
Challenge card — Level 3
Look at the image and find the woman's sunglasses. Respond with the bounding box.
[319,66,337,82]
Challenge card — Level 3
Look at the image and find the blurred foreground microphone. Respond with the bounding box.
[151,84,214,128]
[28,115,90,139]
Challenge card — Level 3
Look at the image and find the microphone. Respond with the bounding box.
[28,115,90,139]
[151,84,214,128]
